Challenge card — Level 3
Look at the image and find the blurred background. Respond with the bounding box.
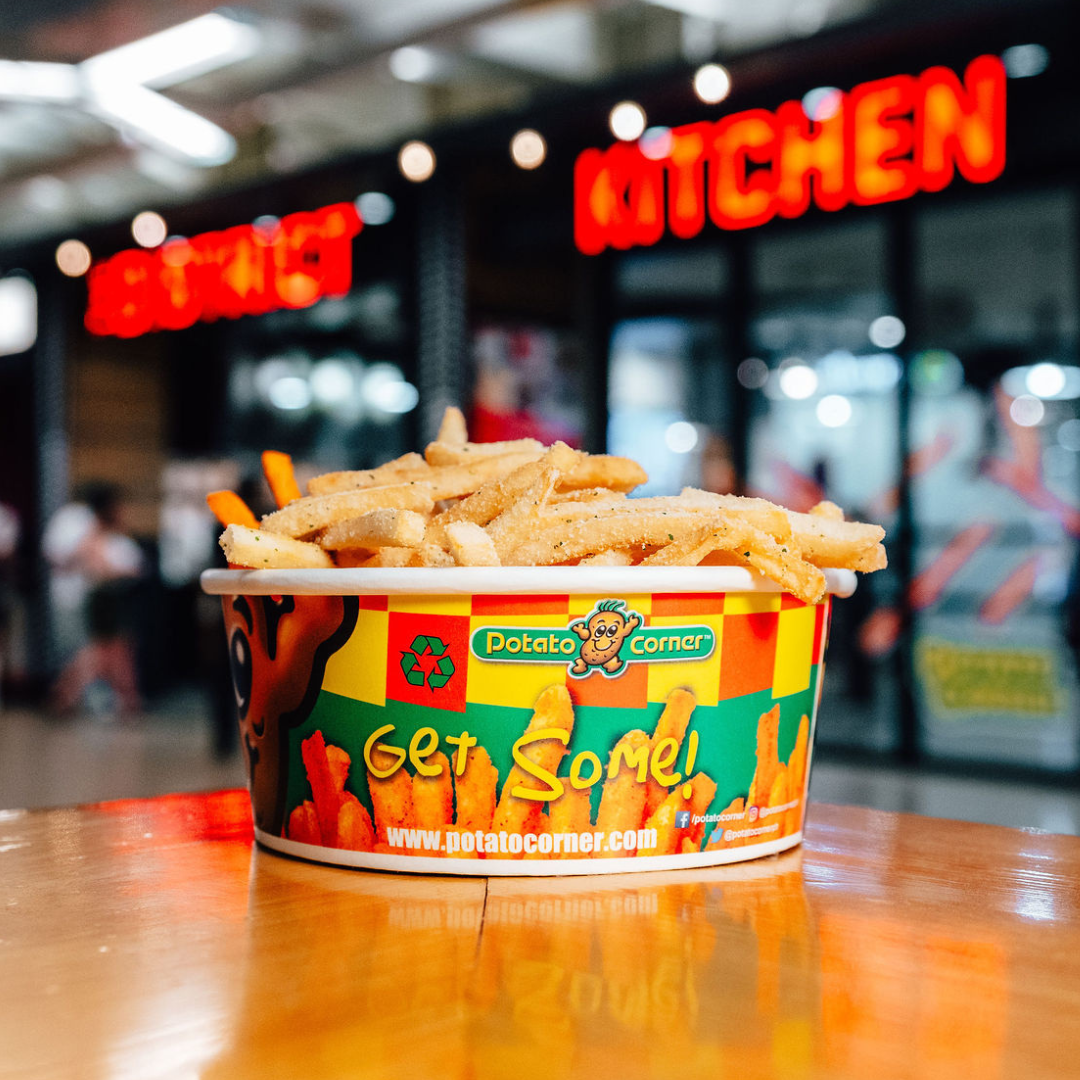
[2,0,1079,830]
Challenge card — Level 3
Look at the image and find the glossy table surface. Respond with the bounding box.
[3,790,1080,1079]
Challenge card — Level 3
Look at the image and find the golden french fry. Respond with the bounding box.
[260,484,434,539]
[425,437,544,466]
[578,548,635,566]
[219,524,334,569]
[643,773,717,856]
[412,752,454,845]
[437,406,469,446]
[785,510,887,570]
[555,487,628,505]
[784,715,811,835]
[321,508,427,551]
[307,455,431,495]
[493,685,574,850]
[445,521,501,566]
[409,543,456,568]
[428,442,580,545]
[643,689,695,818]
[486,464,563,559]
[559,455,647,493]
[453,745,498,831]
[809,500,845,521]
[595,729,651,856]
[358,547,415,568]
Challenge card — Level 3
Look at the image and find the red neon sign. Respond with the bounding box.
[575,55,1006,254]
[85,202,362,338]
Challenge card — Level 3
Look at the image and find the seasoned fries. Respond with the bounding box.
[214,408,886,604]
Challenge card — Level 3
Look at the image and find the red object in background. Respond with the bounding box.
[85,203,362,338]
[575,55,1006,254]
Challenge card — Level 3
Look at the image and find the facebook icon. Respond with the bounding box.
[675,811,691,829]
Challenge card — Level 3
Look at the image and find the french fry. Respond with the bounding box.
[493,685,574,850]
[425,437,544,466]
[486,464,563,560]
[643,773,717,856]
[809,500,845,521]
[262,450,302,508]
[578,548,635,566]
[559,455,647,493]
[644,689,695,818]
[260,484,434,539]
[595,730,651,855]
[427,442,580,544]
[437,405,469,446]
[445,521,501,566]
[219,524,334,569]
[358,547,416,568]
[307,456,432,496]
[207,490,258,529]
[409,543,456,568]
[321,508,427,551]
[785,510,887,571]
[453,745,498,831]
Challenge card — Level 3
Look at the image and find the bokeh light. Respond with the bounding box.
[132,211,167,248]
[398,141,436,182]
[609,101,646,142]
[510,129,547,170]
[55,239,91,277]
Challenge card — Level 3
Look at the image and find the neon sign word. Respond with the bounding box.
[85,202,362,338]
[574,55,1006,254]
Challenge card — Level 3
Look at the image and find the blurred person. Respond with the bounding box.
[44,483,145,716]
[700,432,740,495]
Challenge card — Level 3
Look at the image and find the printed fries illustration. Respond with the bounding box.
[284,686,818,862]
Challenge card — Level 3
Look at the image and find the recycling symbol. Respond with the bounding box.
[400,635,456,691]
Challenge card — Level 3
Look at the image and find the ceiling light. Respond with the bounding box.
[56,240,92,277]
[355,192,396,226]
[389,46,439,83]
[664,421,699,454]
[81,13,261,91]
[778,363,818,400]
[1010,395,1045,427]
[737,358,769,389]
[86,81,236,165]
[868,315,905,349]
[816,394,852,427]
[1026,362,1067,399]
[801,86,842,121]
[1002,44,1049,79]
[609,101,646,142]
[639,126,673,160]
[0,276,37,358]
[693,63,731,105]
[398,141,436,182]
[132,211,167,248]
[510,129,546,169]
[268,376,312,411]
[0,60,80,103]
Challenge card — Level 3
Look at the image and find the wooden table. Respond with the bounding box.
[3,791,1079,1079]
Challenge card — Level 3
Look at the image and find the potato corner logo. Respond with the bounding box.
[470,599,715,680]
[400,634,456,691]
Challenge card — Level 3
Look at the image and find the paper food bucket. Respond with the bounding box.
[200,566,854,876]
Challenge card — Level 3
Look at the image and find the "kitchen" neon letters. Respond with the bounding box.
[574,55,1006,254]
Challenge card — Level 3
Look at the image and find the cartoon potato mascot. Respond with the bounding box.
[570,599,640,675]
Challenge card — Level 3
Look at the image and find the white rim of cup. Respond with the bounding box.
[200,565,857,598]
